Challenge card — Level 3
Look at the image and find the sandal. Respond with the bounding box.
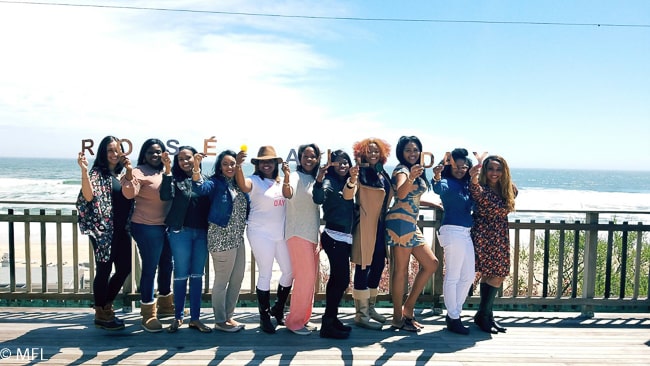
[401,317,421,333]
[391,317,420,333]
[189,320,213,333]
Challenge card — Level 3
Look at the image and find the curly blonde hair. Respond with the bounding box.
[352,138,391,165]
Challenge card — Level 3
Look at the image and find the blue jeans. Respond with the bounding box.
[131,223,173,303]
[168,227,208,321]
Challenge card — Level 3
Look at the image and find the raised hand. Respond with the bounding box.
[236,150,247,165]
[193,153,203,171]
[281,161,291,176]
[161,151,172,174]
[77,152,88,171]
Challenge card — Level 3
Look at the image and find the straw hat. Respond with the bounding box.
[251,146,283,164]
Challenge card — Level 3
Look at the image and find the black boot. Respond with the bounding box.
[474,283,498,334]
[320,316,350,339]
[486,285,507,333]
[270,285,291,326]
[446,315,469,335]
[334,318,352,333]
[256,288,276,334]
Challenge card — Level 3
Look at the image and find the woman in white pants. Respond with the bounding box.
[235,146,293,334]
[432,148,475,335]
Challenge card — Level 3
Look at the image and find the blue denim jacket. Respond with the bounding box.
[193,176,249,227]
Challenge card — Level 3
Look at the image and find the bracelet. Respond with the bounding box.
[407,177,414,184]
[433,176,441,182]
[192,169,200,174]
[346,183,355,189]
[283,183,290,187]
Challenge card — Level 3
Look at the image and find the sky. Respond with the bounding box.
[0,0,648,170]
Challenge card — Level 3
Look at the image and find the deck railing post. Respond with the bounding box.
[581,212,599,318]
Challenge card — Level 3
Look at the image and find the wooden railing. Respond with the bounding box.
[1,201,648,317]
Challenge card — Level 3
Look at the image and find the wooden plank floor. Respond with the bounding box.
[0,307,648,365]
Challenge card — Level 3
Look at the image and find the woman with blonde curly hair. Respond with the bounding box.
[469,155,517,334]
[350,137,393,330]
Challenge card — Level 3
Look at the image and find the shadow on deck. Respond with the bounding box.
[1,307,649,365]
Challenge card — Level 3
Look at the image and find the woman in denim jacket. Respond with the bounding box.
[193,150,249,332]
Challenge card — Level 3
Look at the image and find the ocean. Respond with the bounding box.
[1,157,649,224]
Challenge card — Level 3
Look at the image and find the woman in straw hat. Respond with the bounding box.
[235,145,293,334]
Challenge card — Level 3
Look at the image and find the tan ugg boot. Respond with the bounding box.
[352,289,383,330]
[368,288,387,323]
[140,301,163,333]
[156,293,175,317]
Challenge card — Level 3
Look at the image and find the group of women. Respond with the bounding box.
[76,134,517,337]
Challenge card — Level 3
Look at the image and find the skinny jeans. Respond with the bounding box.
[438,225,475,319]
[167,227,208,321]
[353,222,386,290]
[131,223,173,303]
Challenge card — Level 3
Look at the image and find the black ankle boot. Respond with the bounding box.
[320,316,350,339]
[256,288,276,334]
[270,285,291,326]
[446,315,469,335]
[334,318,352,333]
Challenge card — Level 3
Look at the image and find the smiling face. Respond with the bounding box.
[145,144,163,168]
[106,141,120,170]
[402,142,420,166]
[485,159,503,186]
[300,147,318,174]
[365,142,381,166]
[334,156,350,177]
[176,149,194,175]
[451,158,469,180]
[257,159,277,179]
[220,155,237,178]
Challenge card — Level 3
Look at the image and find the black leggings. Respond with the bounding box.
[321,232,351,318]
[92,230,132,307]
[353,223,387,290]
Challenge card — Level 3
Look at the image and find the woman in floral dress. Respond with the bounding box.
[469,155,517,334]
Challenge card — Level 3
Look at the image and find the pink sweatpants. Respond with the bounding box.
[285,236,319,331]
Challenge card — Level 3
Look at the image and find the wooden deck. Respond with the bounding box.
[0,307,648,365]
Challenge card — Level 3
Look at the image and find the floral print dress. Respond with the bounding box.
[470,183,514,277]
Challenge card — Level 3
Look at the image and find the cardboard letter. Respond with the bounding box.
[81,139,94,156]
[118,139,133,156]
[420,152,435,168]
[203,136,217,156]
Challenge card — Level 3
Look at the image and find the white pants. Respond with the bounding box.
[246,228,293,291]
[438,225,475,319]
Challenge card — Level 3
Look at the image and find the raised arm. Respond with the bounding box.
[235,150,252,193]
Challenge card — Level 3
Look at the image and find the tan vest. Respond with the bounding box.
[351,184,387,269]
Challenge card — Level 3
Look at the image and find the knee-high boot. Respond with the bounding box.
[474,283,498,334]
[486,285,506,332]
[270,284,291,326]
[256,288,276,334]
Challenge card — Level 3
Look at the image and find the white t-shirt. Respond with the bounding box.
[284,171,320,243]
[246,175,286,240]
